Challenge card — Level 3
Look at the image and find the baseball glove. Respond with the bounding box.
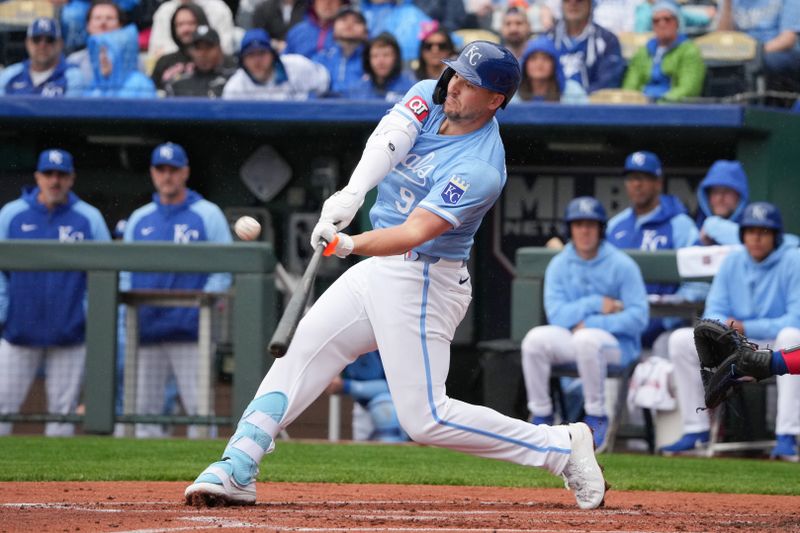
[694,319,773,409]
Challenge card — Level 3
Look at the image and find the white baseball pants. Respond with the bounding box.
[521,326,622,418]
[668,326,800,435]
[135,341,207,439]
[255,256,573,475]
[0,340,85,436]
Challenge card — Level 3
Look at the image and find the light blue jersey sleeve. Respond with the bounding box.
[417,159,502,229]
[0,199,27,323]
[780,1,800,33]
[391,79,437,130]
[74,201,111,242]
[583,255,649,336]
[192,200,233,293]
[701,216,740,245]
[544,254,603,328]
[343,379,390,402]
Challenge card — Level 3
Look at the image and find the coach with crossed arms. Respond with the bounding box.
[185,41,608,510]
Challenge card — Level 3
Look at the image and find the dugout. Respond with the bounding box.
[0,98,799,409]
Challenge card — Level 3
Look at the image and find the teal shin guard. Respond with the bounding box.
[221,392,288,486]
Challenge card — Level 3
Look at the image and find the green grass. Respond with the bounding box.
[1,436,798,495]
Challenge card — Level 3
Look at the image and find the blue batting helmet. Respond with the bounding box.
[432,41,521,109]
[739,201,783,247]
[564,196,606,238]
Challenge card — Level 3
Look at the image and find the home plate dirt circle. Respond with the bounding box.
[1,482,797,532]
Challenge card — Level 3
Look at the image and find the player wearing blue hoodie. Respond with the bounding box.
[606,151,700,348]
[121,143,232,438]
[0,149,111,436]
[522,197,648,451]
[695,160,749,245]
[664,202,800,458]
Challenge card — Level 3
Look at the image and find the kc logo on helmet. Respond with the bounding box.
[578,198,596,214]
[465,45,482,66]
[405,96,429,122]
[750,204,769,221]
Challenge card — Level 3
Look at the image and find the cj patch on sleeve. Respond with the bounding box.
[405,96,430,122]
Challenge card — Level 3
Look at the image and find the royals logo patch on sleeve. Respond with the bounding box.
[405,96,429,122]
[441,175,469,205]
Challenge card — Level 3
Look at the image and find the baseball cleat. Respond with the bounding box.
[770,435,799,463]
[562,422,608,510]
[659,431,709,456]
[184,460,257,507]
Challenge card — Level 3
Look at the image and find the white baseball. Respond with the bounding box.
[234,216,261,241]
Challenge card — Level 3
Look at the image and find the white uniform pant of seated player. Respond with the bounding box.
[669,326,800,435]
[265,256,572,469]
[521,326,623,419]
[0,340,86,436]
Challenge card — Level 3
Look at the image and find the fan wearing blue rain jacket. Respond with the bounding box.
[511,36,588,104]
[522,197,648,451]
[85,24,156,98]
[606,151,700,347]
[360,0,432,63]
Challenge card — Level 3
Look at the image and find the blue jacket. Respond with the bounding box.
[544,241,649,364]
[695,160,749,245]
[121,190,232,343]
[0,187,110,346]
[0,55,85,96]
[86,24,156,98]
[346,70,416,101]
[341,350,389,407]
[704,243,800,340]
[312,42,364,96]
[361,0,432,63]
[284,11,335,58]
[548,20,625,93]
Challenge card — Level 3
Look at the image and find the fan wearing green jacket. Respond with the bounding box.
[622,0,705,103]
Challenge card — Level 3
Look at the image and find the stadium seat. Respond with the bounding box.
[694,31,765,99]
[589,89,650,105]
[618,31,653,61]
[453,28,501,47]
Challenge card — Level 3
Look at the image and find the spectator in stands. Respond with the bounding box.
[250,0,306,47]
[592,0,641,35]
[695,160,749,245]
[468,0,555,35]
[121,142,232,439]
[166,26,237,97]
[0,17,85,96]
[512,35,588,103]
[222,29,330,99]
[521,196,648,451]
[85,24,156,97]
[57,0,140,54]
[284,0,345,58]
[413,22,455,81]
[548,0,625,93]
[501,6,533,61]
[361,0,433,63]
[717,0,800,91]
[634,0,715,32]
[151,4,209,92]
[622,1,706,103]
[413,0,467,32]
[605,151,700,353]
[0,149,111,437]
[663,202,800,458]
[347,32,415,101]
[148,0,237,61]
[67,0,123,85]
[326,351,409,442]
[312,6,368,97]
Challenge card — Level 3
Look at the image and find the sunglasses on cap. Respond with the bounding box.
[422,41,451,51]
[31,36,56,44]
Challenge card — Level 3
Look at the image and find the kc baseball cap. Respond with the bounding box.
[27,17,61,40]
[624,151,662,178]
[191,25,220,47]
[37,149,74,173]
[333,5,366,25]
[151,142,188,168]
[240,28,273,57]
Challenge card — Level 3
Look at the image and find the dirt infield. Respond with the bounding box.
[1,481,798,532]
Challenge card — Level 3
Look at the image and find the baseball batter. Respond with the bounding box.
[185,41,607,510]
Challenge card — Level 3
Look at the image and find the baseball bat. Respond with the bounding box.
[269,242,326,358]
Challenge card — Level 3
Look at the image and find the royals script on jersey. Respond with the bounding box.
[369,80,507,261]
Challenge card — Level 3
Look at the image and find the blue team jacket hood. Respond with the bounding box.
[22,185,79,213]
[521,36,566,93]
[643,194,687,225]
[88,24,141,91]
[696,160,749,222]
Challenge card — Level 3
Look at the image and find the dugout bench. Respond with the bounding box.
[479,247,705,454]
